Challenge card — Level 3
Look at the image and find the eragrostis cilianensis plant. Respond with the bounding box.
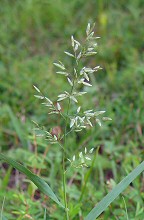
[33,23,111,219]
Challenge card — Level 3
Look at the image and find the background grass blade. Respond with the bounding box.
[1,166,12,190]
[85,161,144,220]
[43,208,47,220]
[0,196,6,220]
[5,105,27,148]
[0,154,64,208]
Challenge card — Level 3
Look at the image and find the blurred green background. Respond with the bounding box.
[0,0,144,219]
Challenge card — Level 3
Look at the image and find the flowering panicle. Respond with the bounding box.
[33,23,112,168]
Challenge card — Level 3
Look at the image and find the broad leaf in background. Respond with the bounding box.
[0,154,64,208]
[85,161,144,220]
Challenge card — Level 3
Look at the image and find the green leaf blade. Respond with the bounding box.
[0,154,64,209]
[85,161,144,220]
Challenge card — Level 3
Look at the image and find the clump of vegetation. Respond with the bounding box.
[0,22,144,220]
